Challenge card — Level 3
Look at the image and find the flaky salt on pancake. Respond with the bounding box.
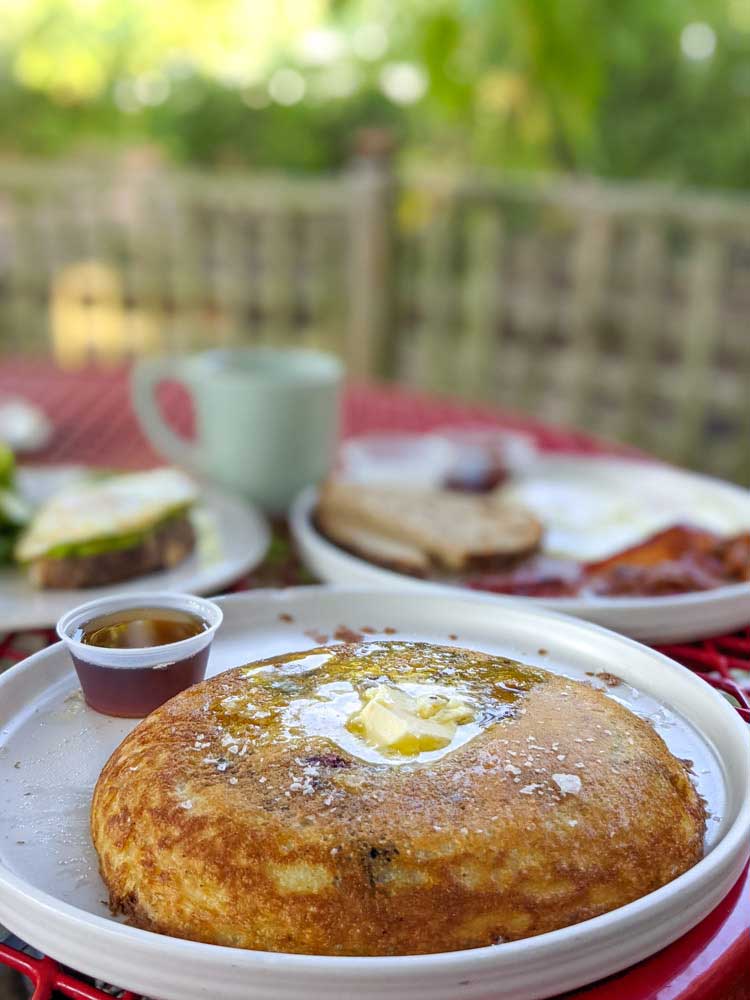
[92,641,705,956]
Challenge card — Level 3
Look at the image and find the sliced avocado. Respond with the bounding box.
[0,444,14,488]
[38,505,191,562]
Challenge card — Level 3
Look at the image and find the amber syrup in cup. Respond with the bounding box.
[57,594,223,719]
[74,606,206,648]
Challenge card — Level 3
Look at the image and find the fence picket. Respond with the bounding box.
[461,208,504,401]
[675,235,725,464]
[1,159,750,480]
[411,195,462,393]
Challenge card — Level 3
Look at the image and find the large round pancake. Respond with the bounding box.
[91,642,705,956]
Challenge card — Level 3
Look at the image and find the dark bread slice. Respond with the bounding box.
[30,513,196,589]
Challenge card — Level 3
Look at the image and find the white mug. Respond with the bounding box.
[132,347,343,512]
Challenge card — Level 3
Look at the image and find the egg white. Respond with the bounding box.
[16,468,198,561]
[500,460,750,562]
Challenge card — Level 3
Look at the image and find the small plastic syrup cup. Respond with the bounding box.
[56,591,223,718]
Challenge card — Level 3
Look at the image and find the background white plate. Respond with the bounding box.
[0,466,270,630]
[291,454,750,643]
[0,587,748,1000]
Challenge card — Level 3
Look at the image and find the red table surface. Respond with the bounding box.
[0,359,747,1000]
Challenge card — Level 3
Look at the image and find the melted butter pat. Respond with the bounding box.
[285,680,485,766]
[214,642,547,766]
[347,684,475,756]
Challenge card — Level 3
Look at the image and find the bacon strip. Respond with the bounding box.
[466,525,750,598]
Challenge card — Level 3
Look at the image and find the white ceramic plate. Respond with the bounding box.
[339,428,537,488]
[0,587,748,1000]
[291,454,750,643]
[0,466,270,630]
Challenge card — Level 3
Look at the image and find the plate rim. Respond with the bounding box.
[0,585,748,993]
[291,450,750,613]
[290,456,750,642]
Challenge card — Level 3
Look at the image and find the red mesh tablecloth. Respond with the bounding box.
[0,360,747,1000]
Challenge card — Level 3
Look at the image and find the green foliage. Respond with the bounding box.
[146,79,400,171]
[592,7,750,187]
[0,0,748,188]
[0,449,30,566]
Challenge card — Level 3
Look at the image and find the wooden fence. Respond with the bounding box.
[1,153,750,483]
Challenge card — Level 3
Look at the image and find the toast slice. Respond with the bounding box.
[317,506,429,576]
[318,481,542,571]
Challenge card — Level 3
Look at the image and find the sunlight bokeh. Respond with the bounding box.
[6,0,328,102]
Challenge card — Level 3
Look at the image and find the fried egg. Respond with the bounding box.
[500,458,750,562]
[16,468,197,561]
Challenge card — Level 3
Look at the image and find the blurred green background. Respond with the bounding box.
[1,0,748,187]
[2,0,750,483]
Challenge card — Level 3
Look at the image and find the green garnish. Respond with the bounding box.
[0,444,14,488]
[0,449,29,565]
[0,488,32,528]
[39,506,191,562]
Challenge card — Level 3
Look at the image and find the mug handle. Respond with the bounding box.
[131,358,203,475]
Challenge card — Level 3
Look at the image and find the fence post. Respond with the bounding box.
[347,128,397,379]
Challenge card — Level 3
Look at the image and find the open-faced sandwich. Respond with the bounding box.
[15,468,197,588]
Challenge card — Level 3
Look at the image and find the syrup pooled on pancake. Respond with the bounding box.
[92,642,705,956]
[210,642,543,765]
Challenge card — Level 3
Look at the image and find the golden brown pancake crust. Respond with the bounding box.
[91,642,705,956]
